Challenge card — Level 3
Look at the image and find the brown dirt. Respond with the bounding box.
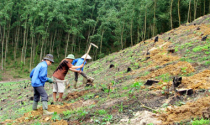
[140,61,195,80]
[181,70,210,89]
[64,90,90,101]
[6,99,96,124]
[158,96,210,124]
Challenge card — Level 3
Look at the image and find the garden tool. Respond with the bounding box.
[81,43,98,69]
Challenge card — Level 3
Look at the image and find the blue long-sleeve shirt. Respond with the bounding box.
[30,61,49,87]
[72,58,86,71]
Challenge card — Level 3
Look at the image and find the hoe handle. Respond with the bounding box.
[80,45,92,71]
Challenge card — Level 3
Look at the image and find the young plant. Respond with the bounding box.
[63,110,71,116]
[119,102,123,113]
[191,118,210,125]
[51,112,61,121]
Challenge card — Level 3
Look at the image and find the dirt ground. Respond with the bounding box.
[2,14,210,125]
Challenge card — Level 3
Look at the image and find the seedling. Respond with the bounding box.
[191,118,210,125]
[119,102,123,113]
[63,110,71,116]
[51,112,61,121]
[181,67,187,73]
[96,109,107,115]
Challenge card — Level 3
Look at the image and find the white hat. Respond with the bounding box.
[81,54,92,59]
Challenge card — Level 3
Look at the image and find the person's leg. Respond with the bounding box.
[52,77,58,102]
[81,71,94,83]
[33,87,40,110]
[74,72,78,89]
[57,80,65,102]
[53,92,57,102]
[36,86,53,115]
[58,93,63,102]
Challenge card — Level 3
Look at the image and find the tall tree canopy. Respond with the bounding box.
[0,0,209,70]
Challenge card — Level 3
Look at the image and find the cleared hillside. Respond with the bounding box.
[1,14,210,125]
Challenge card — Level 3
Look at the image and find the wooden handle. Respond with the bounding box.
[80,45,92,71]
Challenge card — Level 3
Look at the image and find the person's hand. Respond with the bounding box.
[48,78,54,83]
[78,70,82,73]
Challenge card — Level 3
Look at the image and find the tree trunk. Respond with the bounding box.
[65,33,70,57]
[120,22,125,49]
[30,36,34,70]
[100,30,105,53]
[170,0,174,29]
[14,26,20,62]
[194,0,198,20]
[204,0,205,15]
[178,0,181,26]
[187,0,192,22]
[21,20,27,64]
[1,25,5,70]
[40,39,44,62]
[24,26,29,65]
[130,10,134,46]
[144,9,147,41]
[71,35,75,53]
[153,0,156,36]
[52,30,57,54]
[5,23,10,64]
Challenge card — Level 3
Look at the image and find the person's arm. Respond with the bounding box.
[30,68,35,78]
[39,66,49,83]
[69,68,81,73]
[70,64,84,69]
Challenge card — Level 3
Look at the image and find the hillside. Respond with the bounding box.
[1,14,210,125]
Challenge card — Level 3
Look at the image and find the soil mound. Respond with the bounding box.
[158,96,210,124]
[141,61,195,80]
[64,90,89,100]
[182,70,210,89]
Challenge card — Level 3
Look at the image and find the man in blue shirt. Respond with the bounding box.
[72,54,94,89]
[30,54,55,115]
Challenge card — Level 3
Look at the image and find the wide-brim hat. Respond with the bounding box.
[43,54,54,63]
[81,54,92,59]
[66,54,75,59]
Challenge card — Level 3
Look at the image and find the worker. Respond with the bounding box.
[72,54,94,89]
[30,54,55,115]
[52,54,84,102]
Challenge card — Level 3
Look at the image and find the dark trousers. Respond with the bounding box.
[33,86,48,102]
[74,71,87,82]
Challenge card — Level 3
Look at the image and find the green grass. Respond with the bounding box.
[191,118,210,125]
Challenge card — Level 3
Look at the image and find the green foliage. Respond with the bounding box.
[192,45,210,52]
[123,86,128,90]
[78,110,88,118]
[191,118,210,125]
[96,109,107,115]
[51,112,61,121]
[131,82,143,89]
[83,93,95,100]
[63,110,71,116]
[205,61,210,66]
[119,102,123,113]
[103,114,113,122]
[181,67,187,73]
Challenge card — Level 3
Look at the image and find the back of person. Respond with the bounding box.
[72,58,86,71]
[31,61,48,87]
[53,59,73,80]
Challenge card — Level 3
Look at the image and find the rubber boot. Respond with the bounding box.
[74,81,77,89]
[32,101,38,110]
[42,101,54,115]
